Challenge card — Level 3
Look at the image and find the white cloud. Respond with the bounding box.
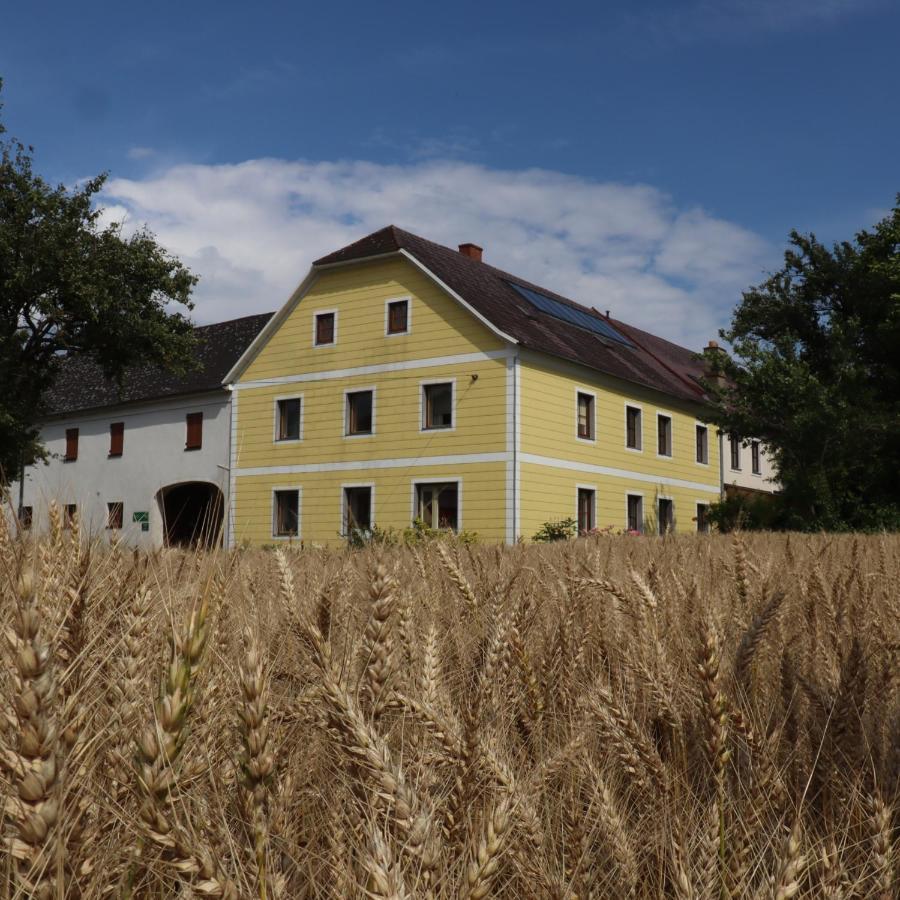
[102,158,772,350]
[126,146,155,160]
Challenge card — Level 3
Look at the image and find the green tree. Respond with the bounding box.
[707,199,900,531]
[0,84,197,481]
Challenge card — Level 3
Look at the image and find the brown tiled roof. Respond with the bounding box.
[42,312,274,416]
[315,225,709,404]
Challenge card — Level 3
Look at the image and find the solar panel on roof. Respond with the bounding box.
[507,282,634,347]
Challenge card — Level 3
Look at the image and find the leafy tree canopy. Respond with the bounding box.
[0,82,197,481]
[707,199,900,531]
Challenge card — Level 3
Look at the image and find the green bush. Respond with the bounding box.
[532,517,578,542]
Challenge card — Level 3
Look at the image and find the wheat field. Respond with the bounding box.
[1,507,897,899]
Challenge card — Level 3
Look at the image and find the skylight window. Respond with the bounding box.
[507,282,634,347]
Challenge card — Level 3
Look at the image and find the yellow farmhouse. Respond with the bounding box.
[224,226,723,546]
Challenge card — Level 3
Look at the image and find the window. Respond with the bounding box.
[346,390,374,436]
[65,428,79,461]
[751,441,761,475]
[19,506,32,530]
[276,398,302,441]
[107,502,124,530]
[696,424,708,464]
[627,494,643,533]
[415,482,459,531]
[696,503,710,534]
[626,406,642,450]
[386,299,409,335]
[658,498,674,535]
[64,504,77,529]
[730,435,741,470]
[344,486,373,534]
[186,412,203,451]
[657,415,672,457]
[273,490,300,537]
[315,311,335,346]
[423,383,453,430]
[109,422,124,457]
[577,488,596,533]
[577,392,595,440]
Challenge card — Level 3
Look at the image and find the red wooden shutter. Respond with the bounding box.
[65,428,79,461]
[316,313,334,345]
[388,300,407,334]
[186,412,203,450]
[109,422,124,456]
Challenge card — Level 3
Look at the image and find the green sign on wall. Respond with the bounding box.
[132,511,150,532]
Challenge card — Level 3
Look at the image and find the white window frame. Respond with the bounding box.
[273,394,304,444]
[312,308,338,347]
[625,492,644,534]
[575,483,597,533]
[575,387,597,444]
[271,486,302,540]
[420,378,457,433]
[343,386,376,439]
[624,402,643,453]
[410,477,463,531]
[341,482,376,536]
[657,494,676,535]
[694,421,709,467]
[751,440,762,476]
[729,435,742,471]
[655,410,674,459]
[384,296,412,337]
[695,501,711,534]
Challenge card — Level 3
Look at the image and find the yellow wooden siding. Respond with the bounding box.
[240,258,505,383]
[516,354,719,536]
[233,463,507,546]
[519,462,715,538]
[234,357,507,468]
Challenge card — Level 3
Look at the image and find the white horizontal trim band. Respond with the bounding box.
[233,349,509,390]
[520,453,721,494]
[235,451,508,476]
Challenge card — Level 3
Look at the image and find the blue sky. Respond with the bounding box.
[2,0,897,346]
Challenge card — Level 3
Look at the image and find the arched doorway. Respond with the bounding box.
[157,482,224,548]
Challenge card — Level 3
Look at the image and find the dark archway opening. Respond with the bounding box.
[159,482,223,548]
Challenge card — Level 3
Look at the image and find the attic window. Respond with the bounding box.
[506,282,634,347]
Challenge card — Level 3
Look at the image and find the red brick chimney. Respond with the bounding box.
[458,242,483,262]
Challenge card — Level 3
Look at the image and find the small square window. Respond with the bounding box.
[186,412,203,450]
[751,440,761,475]
[577,392,595,440]
[65,428,79,461]
[657,415,672,457]
[423,383,453,430]
[626,406,642,450]
[107,502,124,530]
[415,482,458,531]
[658,498,674,535]
[577,488,595,533]
[315,312,335,346]
[64,504,77,529]
[387,299,409,335]
[273,490,299,537]
[276,398,302,441]
[344,486,373,534]
[19,506,33,530]
[696,424,708,464]
[627,494,643,533]
[346,390,374,435]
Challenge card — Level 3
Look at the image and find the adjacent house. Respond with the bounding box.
[225,226,764,545]
[11,313,272,547]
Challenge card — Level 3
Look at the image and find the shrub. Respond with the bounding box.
[532,516,578,542]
